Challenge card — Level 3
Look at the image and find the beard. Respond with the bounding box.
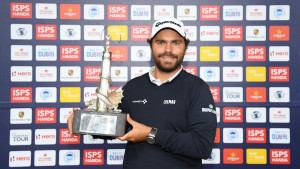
[153,51,185,73]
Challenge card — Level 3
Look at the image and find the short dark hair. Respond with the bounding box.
[147,37,190,50]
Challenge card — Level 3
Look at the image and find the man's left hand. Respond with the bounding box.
[117,114,151,142]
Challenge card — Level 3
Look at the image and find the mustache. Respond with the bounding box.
[158,52,178,59]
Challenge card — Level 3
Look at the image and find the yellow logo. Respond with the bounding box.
[108,25,128,41]
[246,149,267,164]
[60,87,81,103]
[246,67,266,82]
[200,46,220,61]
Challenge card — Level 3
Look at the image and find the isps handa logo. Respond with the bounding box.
[11,87,32,103]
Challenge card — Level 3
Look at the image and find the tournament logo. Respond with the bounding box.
[269,87,290,102]
[246,87,266,102]
[269,128,290,144]
[223,128,243,143]
[246,107,266,123]
[35,108,56,124]
[60,4,81,19]
[131,46,151,61]
[200,67,220,82]
[110,46,128,61]
[10,129,32,145]
[83,149,104,165]
[11,87,32,103]
[223,107,243,123]
[36,66,57,82]
[270,5,290,20]
[84,25,104,40]
[35,129,56,145]
[36,87,56,103]
[183,67,197,76]
[108,5,128,20]
[246,67,266,82]
[60,25,81,40]
[36,25,56,40]
[108,25,128,41]
[200,6,220,20]
[223,149,243,164]
[246,46,266,61]
[222,67,243,82]
[210,87,220,102]
[269,67,289,82]
[60,46,81,61]
[246,128,266,143]
[131,5,151,20]
[270,149,290,164]
[11,24,32,40]
[11,3,32,18]
[131,26,150,40]
[84,67,101,82]
[34,150,56,166]
[107,149,125,165]
[269,26,289,41]
[60,129,80,144]
[59,150,80,165]
[223,26,243,41]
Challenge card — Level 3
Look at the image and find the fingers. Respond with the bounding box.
[126,114,136,126]
[67,113,74,135]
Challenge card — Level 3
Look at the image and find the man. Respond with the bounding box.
[68,17,217,169]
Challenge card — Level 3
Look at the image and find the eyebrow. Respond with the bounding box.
[154,39,183,43]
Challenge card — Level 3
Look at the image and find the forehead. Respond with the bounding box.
[153,28,184,40]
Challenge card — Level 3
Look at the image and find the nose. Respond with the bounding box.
[165,42,172,52]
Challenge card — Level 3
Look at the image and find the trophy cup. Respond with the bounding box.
[72,34,127,137]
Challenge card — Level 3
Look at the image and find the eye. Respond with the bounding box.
[156,40,165,46]
[173,41,182,46]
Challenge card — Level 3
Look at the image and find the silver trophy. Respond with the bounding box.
[72,34,127,137]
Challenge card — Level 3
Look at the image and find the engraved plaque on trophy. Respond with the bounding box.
[72,34,127,137]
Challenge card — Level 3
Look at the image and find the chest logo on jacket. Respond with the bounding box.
[163,100,176,104]
[132,99,147,104]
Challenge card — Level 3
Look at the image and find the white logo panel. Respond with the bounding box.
[59,150,80,166]
[131,46,151,61]
[177,5,197,20]
[223,67,243,82]
[35,87,57,103]
[223,46,243,62]
[84,25,104,40]
[84,4,104,20]
[84,87,97,102]
[246,26,266,41]
[223,5,243,21]
[185,26,197,41]
[11,66,32,82]
[183,46,197,61]
[269,128,290,144]
[36,45,57,61]
[131,5,151,20]
[35,129,56,145]
[34,150,56,166]
[60,25,81,40]
[269,5,290,20]
[9,151,31,167]
[111,67,128,82]
[10,129,32,145]
[154,5,174,20]
[11,45,32,61]
[269,107,290,123]
[202,148,220,164]
[59,108,73,123]
[84,46,104,61]
[223,128,243,143]
[36,66,57,82]
[10,108,32,124]
[269,87,290,102]
[200,26,220,41]
[83,135,104,144]
[60,66,81,82]
[107,149,125,165]
[36,3,57,19]
[223,87,243,102]
[246,107,266,123]
[131,67,150,79]
[269,46,289,62]
[11,24,32,40]
[200,67,220,82]
[246,5,266,21]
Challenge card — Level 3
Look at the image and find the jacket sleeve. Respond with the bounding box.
[155,83,217,159]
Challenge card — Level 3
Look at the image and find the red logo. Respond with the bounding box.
[269,67,289,82]
[36,25,57,40]
[60,4,81,19]
[11,87,32,103]
[269,26,289,41]
[84,67,101,82]
[223,107,243,122]
[270,149,290,164]
[200,6,220,20]
[223,149,243,164]
[60,46,81,61]
[83,149,104,165]
[246,128,266,143]
[11,3,32,18]
[59,129,80,144]
[214,128,220,143]
[35,108,56,124]
[108,5,128,20]
[111,46,128,61]
[131,26,151,41]
[210,87,220,102]
[246,46,266,61]
[183,67,197,76]
[223,26,243,41]
[246,87,266,102]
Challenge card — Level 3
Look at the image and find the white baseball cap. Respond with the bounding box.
[151,17,186,39]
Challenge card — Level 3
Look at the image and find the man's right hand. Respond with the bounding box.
[67,107,79,135]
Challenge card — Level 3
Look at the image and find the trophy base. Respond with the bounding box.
[72,109,127,137]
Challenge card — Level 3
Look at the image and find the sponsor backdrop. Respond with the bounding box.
[0,0,299,168]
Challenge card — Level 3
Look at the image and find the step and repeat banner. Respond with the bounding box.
[1,0,300,168]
